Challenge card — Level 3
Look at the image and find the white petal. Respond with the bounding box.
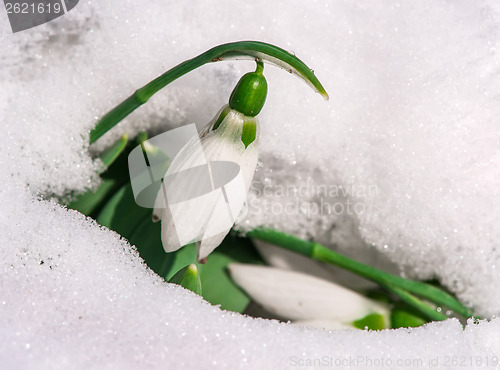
[197,231,228,261]
[253,240,338,282]
[160,205,182,252]
[228,263,390,323]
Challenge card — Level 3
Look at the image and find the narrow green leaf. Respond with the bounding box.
[199,251,248,312]
[127,218,261,312]
[67,178,119,216]
[96,183,152,239]
[199,236,264,313]
[67,134,131,216]
[159,243,197,281]
[99,134,129,168]
[168,264,202,295]
[128,217,165,272]
[391,307,428,329]
[353,313,387,330]
[383,284,447,322]
[128,216,197,280]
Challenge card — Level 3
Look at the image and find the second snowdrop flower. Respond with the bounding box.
[228,263,390,330]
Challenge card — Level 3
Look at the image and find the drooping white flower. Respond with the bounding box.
[152,61,267,262]
[153,105,260,261]
[228,263,390,328]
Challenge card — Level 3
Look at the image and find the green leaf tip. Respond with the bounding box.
[210,41,329,100]
[98,133,129,168]
[168,264,202,295]
[90,40,328,144]
[353,313,387,331]
[391,308,428,329]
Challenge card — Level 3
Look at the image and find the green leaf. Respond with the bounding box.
[96,183,152,239]
[168,264,202,295]
[67,134,131,216]
[353,313,387,331]
[93,176,263,313]
[391,309,427,328]
[198,236,263,313]
[128,217,166,272]
[130,222,264,312]
[384,284,447,322]
[100,132,150,187]
[99,134,129,168]
[128,216,197,280]
[391,303,428,329]
[160,243,197,280]
[199,251,249,312]
[67,178,119,216]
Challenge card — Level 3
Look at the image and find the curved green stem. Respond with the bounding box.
[247,228,474,319]
[90,41,329,144]
[255,61,264,75]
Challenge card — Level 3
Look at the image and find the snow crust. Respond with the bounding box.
[1,0,500,368]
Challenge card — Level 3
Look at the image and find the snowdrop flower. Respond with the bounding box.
[153,62,267,262]
[228,263,390,330]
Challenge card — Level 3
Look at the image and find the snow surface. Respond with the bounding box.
[1,0,500,368]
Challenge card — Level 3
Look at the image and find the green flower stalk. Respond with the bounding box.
[89,41,328,144]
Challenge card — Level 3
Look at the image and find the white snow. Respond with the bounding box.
[1,0,500,368]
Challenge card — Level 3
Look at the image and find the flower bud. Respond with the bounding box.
[229,61,267,117]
